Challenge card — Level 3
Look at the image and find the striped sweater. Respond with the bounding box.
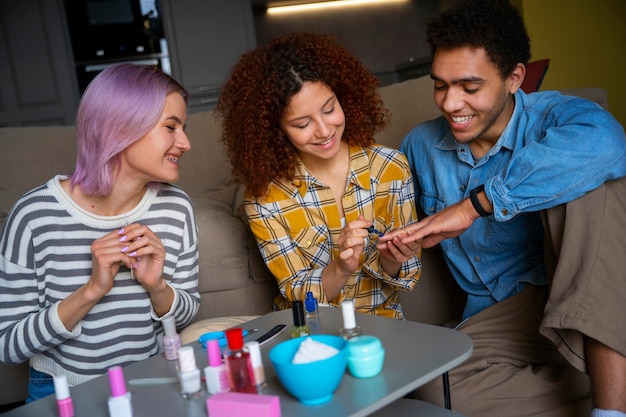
[0,176,200,386]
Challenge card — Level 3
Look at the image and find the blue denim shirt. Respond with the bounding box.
[401,89,626,319]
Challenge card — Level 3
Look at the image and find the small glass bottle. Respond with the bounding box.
[290,300,310,338]
[177,346,202,399]
[107,366,133,417]
[304,291,321,334]
[162,316,182,360]
[204,339,231,394]
[244,341,267,391]
[53,374,74,417]
[339,299,362,339]
[224,328,257,393]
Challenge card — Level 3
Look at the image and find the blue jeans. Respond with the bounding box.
[25,367,54,403]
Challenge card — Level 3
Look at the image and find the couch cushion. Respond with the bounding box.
[0,126,76,228]
[560,87,609,110]
[376,76,441,150]
[192,196,249,293]
[178,111,238,207]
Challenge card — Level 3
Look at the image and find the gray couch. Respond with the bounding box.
[0,74,608,408]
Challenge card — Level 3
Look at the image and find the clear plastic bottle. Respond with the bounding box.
[290,300,310,338]
[224,328,257,393]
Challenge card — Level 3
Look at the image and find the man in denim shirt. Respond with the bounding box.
[380,1,626,416]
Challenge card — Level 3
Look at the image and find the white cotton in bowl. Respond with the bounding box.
[292,337,340,364]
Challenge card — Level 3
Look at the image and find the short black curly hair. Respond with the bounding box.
[426,0,530,79]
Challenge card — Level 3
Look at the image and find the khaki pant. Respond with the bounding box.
[415,177,626,417]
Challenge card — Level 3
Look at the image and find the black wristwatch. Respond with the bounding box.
[469,184,490,217]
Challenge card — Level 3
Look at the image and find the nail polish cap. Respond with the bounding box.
[162,316,177,337]
[225,328,244,350]
[305,292,318,313]
[292,300,306,326]
[178,345,198,373]
[341,299,357,329]
[108,366,127,398]
[244,341,263,367]
[206,339,223,367]
[53,374,70,400]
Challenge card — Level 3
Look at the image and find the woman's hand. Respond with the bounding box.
[378,233,421,263]
[321,216,370,300]
[118,223,166,290]
[117,223,173,316]
[337,216,371,273]
[376,232,420,277]
[89,228,129,296]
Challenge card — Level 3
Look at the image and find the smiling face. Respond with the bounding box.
[431,46,524,157]
[121,91,190,185]
[280,81,346,167]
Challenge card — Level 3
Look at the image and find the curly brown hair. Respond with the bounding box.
[215,31,390,198]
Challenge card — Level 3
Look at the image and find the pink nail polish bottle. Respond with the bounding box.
[53,374,74,417]
[204,339,230,394]
[107,366,133,417]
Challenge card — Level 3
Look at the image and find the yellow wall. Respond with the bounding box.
[518,0,626,126]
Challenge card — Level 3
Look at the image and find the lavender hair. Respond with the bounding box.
[70,63,188,196]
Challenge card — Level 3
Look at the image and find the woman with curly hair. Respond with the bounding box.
[216,31,421,318]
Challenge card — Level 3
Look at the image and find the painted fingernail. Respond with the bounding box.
[118,235,127,242]
[129,251,137,257]
[118,227,125,234]
[121,246,129,253]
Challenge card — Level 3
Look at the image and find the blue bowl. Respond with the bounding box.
[269,335,347,405]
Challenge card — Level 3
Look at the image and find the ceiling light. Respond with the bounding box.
[266,0,409,15]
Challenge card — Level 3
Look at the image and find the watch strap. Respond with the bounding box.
[469,184,490,217]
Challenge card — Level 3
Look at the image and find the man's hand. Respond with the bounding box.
[378,198,480,249]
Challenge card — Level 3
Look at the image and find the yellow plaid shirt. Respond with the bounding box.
[244,144,421,319]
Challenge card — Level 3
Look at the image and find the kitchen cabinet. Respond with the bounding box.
[160,0,256,112]
[0,0,79,126]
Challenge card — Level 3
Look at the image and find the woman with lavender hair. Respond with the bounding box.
[0,63,200,402]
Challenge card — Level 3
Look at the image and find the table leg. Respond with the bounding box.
[442,372,451,410]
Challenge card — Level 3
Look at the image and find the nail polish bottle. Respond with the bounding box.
[53,374,74,417]
[204,339,231,394]
[177,345,202,399]
[290,300,310,338]
[339,299,362,340]
[162,316,181,360]
[107,366,133,417]
[244,341,267,391]
[305,291,321,334]
[224,328,257,393]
